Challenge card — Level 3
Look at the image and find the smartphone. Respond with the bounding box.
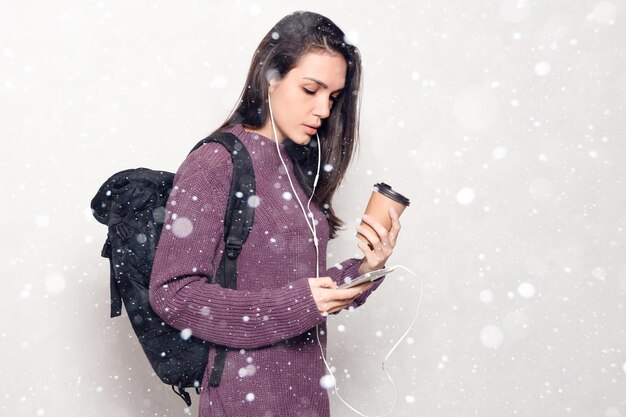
[337,265,398,289]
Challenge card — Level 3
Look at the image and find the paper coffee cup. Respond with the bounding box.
[357,183,410,245]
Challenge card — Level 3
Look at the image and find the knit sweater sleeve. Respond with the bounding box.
[149,145,325,350]
[326,258,385,308]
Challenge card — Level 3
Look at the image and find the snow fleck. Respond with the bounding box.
[503,310,531,339]
[456,187,475,205]
[518,282,536,298]
[500,0,531,22]
[282,191,292,201]
[21,283,32,299]
[247,195,261,208]
[153,207,167,223]
[480,325,504,349]
[136,233,147,244]
[375,330,383,337]
[592,267,606,281]
[245,392,255,402]
[192,195,198,201]
[319,374,335,389]
[44,273,66,294]
[405,395,416,404]
[180,328,192,340]
[492,146,507,160]
[534,61,551,76]
[172,217,193,238]
[344,30,360,45]
[35,215,50,228]
[239,364,257,378]
[271,31,280,40]
[337,324,346,332]
[480,289,494,303]
[36,409,45,416]
[406,337,415,345]
[411,71,420,81]
[200,306,211,316]
[235,191,243,198]
[323,164,334,172]
[587,1,617,24]
[242,315,250,323]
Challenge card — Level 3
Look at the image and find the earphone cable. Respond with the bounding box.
[316,265,422,417]
[268,93,321,277]
[267,93,421,417]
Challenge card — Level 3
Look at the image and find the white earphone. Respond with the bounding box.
[267,90,423,417]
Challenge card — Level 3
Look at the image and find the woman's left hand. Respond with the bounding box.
[357,207,401,275]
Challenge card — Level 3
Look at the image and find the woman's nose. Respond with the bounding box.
[313,96,332,119]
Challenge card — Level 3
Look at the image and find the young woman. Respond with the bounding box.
[150,11,401,417]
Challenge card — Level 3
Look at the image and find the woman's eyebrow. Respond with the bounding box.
[303,77,344,93]
[302,77,328,88]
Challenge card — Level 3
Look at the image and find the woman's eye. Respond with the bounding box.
[303,88,316,95]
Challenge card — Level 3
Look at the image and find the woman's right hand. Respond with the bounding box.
[308,277,373,315]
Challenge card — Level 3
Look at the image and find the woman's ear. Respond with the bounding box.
[266,68,280,94]
[268,78,278,94]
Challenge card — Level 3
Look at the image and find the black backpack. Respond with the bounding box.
[90,132,256,406]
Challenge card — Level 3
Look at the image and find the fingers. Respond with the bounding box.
[308,277,371,314]
[357,211,402,272]
[308,276,337,289]
[388,207,401,247]
[324,283,372,314]
[358,240,383,267]
[360,214,389,247]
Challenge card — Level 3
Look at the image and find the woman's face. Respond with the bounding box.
[264,51,347,144]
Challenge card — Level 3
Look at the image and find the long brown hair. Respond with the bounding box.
[220,11,362,238]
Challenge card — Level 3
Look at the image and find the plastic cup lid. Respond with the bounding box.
[373,183,410,206]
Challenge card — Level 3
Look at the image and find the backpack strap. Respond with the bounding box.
[189,131,256,387]
[191,132,256,288]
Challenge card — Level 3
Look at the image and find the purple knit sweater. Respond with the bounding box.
[150,125,380,417]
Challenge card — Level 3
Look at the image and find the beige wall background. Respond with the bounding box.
[1,0,625,416]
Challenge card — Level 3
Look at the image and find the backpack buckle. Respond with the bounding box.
[225,236,243,259]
